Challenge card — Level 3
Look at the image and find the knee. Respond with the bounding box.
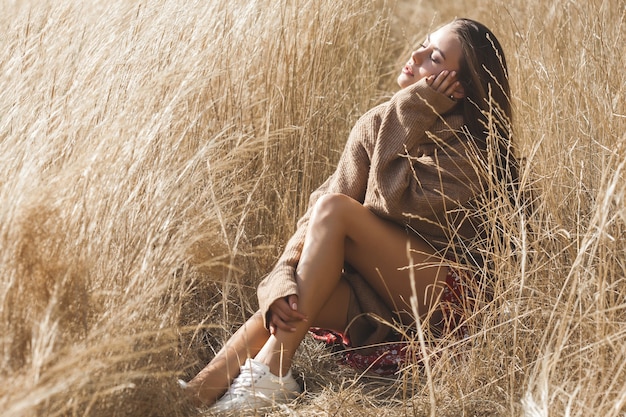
[310,193,357,226]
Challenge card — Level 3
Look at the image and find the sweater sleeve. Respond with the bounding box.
[363,78,470,220]
[256,108,378,327]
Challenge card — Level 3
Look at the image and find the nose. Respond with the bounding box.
[411,48,425,64]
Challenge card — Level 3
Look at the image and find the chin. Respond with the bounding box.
[397,76,411,89]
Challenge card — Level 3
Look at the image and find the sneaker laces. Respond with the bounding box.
[228,365,267,396]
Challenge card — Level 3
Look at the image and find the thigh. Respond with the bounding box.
[310,277,351,331]
[339,198,448,324]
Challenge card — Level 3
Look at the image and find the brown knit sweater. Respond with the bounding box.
[257,78,485,345]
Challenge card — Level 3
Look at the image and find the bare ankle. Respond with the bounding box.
[184,379,225,407]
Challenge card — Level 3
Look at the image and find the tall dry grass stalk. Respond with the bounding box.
[0,0,624,416]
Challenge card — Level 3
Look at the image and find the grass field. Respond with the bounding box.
[0,0,624,416]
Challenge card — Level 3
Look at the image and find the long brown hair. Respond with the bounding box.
[451,18,520,194]
[451,19,534,270]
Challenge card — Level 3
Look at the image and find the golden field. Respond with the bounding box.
[0,0,624,415]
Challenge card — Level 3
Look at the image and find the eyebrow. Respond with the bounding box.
[426,34,447,60]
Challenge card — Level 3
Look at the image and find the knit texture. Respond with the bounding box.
[257,79,485,345]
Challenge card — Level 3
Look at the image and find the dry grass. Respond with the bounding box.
[0,0,624,416]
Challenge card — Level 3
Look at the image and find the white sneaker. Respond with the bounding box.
[209,358,301,413]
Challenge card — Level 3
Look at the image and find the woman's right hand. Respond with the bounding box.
[267,294,308,334]
[426,70,465,101]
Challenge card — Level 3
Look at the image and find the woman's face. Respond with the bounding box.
[397,24,464,89]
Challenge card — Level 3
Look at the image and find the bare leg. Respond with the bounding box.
[255,193,447,377]
[185,193,446,404]
[184,311,269,406]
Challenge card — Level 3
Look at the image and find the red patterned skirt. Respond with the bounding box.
[309,266,474,376]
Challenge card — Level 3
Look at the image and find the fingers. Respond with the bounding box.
[270,311,306,333]
[426,70,464,100]
[286,294,298,311]
[268,295,307,334]
[269,315,296,334]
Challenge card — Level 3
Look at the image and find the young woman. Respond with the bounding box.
[180,17,517,413]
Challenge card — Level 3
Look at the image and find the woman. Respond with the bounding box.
[180,17,517,413]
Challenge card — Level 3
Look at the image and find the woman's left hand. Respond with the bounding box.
[426,70,465,101]
[267,294,308,334]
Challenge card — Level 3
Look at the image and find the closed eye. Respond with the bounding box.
[419,42,440,64]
